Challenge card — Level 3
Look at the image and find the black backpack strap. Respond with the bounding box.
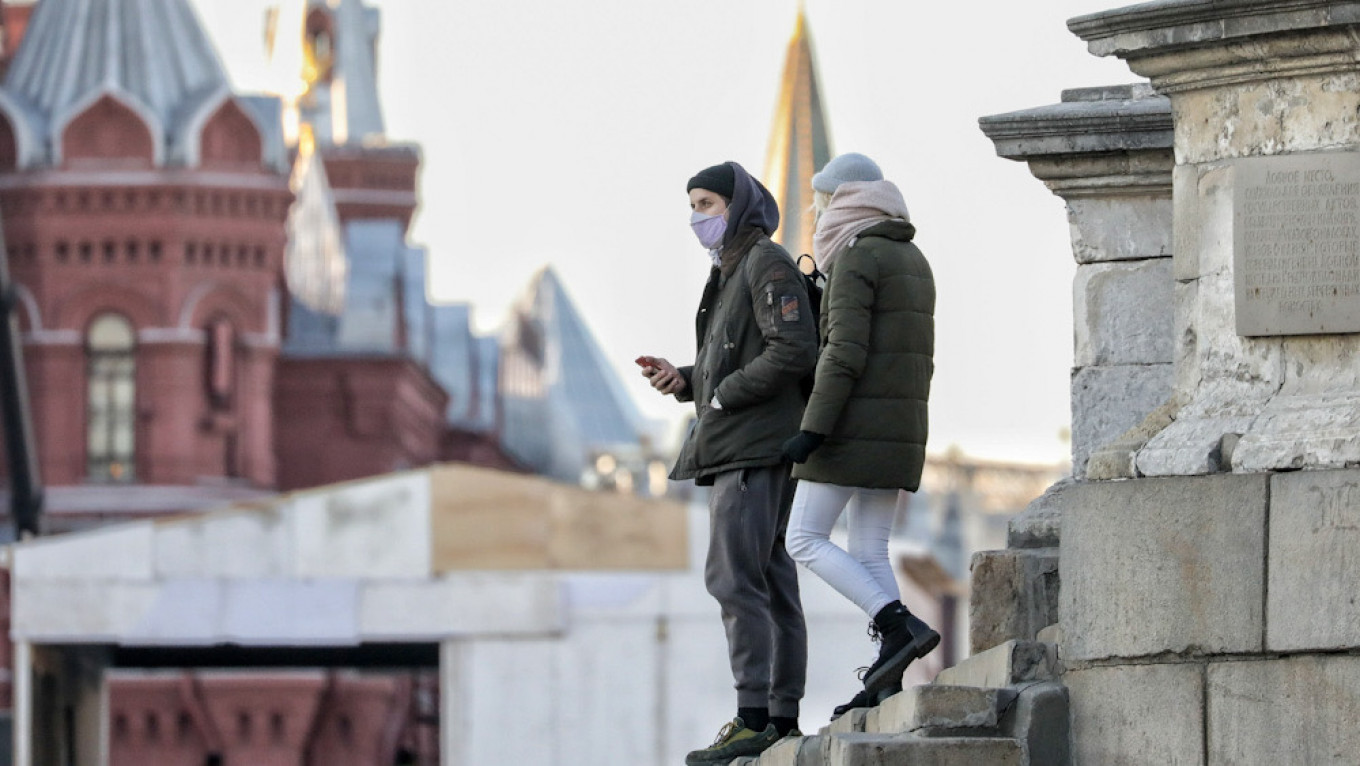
[796,253,821,279]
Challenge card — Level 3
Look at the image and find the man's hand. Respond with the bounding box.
[781,431,825,463]
[640,356,687,396]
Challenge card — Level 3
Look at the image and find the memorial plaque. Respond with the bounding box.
[1234,152,1360,336]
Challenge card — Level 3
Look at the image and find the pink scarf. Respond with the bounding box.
[812,180,911,272]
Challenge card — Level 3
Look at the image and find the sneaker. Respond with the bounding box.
[862,606,940,696]
[684,717,780,764]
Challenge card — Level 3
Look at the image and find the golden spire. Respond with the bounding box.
[762,6,832,262]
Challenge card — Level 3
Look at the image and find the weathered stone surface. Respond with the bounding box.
[1169,68,1360,165]
[978,83,1171,162]
[1070,2,1360,61]
[1172,162,1202,281]
[1139,150,1360,477]
[1066,663,1202,766]
[1231,335,1360,472]
[827,734,1023,766]
[867,685,1013,736]
[1233,393,1360,472]
[822,709,868,736]
[1072,15,1360,481]
[1208,655,1360,765]
[999,682,1069,766]
[1061,474,1266,661]
[1066,196,1173,264]
[1134,270,1284,477]
[1074,258,1175,367]
[1085,390,1184,480]
[1072,363,1173,478]
[933,640,1056,690]
[741,734,827,766]
[1006,478,1071,549]
[968,548,1059,655]
[1267,469,1360,651]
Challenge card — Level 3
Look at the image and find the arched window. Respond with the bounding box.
[86,313,136,482]
[205,318,235,407]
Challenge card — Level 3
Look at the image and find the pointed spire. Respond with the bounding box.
[762,6,832,262]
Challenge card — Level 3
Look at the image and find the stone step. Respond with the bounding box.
[728,734,829,766]
[1000,681,1069,766]
[933,639,1058,689]
[826,733,1024,766]
[734,732,1026,766]
[821,707,869,735]
[865,684,1016,736]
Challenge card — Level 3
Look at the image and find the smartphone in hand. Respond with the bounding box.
[635,355,658,369]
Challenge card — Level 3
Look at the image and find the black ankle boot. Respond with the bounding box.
[862,602,939,695]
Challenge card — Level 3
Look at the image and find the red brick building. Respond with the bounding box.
[0,0,457,762]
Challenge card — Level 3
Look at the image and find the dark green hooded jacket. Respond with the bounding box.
[670,162,818,485]
[791,219,934,490]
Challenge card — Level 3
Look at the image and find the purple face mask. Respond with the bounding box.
[690,211,727,250]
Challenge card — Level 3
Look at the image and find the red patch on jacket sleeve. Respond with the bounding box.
[780,295,800,322]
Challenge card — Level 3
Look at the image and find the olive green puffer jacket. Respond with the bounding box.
[791,219,934,490]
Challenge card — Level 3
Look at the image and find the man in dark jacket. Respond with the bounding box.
[641,161,818,764]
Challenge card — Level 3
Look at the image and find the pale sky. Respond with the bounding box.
[190,0,1136,466]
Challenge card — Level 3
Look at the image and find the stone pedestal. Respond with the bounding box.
[1072,0,1360,476]
[973,5,1360,764]
[980,85,1175,479]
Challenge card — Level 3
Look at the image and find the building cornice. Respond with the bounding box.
[980,84,1173,160]
[1070,0,1360,57]
[0,170,291,191]
[1070,1,1360,93]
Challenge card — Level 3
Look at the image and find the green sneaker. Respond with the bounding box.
[684,717,780,764]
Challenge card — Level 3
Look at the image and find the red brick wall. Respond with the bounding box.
[274,356,449,491]
[0,175,291,488]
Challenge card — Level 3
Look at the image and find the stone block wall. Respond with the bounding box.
[981,85,1176,479]
[1059,469,1360,764]
[974,3,1360,764]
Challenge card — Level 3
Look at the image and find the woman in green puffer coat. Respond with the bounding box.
[779,153,940,717]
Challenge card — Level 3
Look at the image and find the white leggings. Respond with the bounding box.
[785,480,901,618]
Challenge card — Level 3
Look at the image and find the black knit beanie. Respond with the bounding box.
[687,163,735,200]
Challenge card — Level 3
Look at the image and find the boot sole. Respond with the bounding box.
[862,628,940,695]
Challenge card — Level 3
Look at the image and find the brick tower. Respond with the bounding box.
[0,0,292,524]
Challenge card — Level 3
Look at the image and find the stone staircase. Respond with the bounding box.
[731,635,1068,766]
[728,487,1071,765]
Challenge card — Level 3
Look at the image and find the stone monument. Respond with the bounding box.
[980,1,1360,763]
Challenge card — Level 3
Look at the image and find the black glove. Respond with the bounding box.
[781,431,825,463]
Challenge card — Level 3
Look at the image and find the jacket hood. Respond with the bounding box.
[859,219,917,242]
[720,161,780,250]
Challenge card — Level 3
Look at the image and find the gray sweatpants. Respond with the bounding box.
[705,464,807,718]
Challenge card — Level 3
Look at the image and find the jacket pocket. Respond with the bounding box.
[696,405,739,470]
